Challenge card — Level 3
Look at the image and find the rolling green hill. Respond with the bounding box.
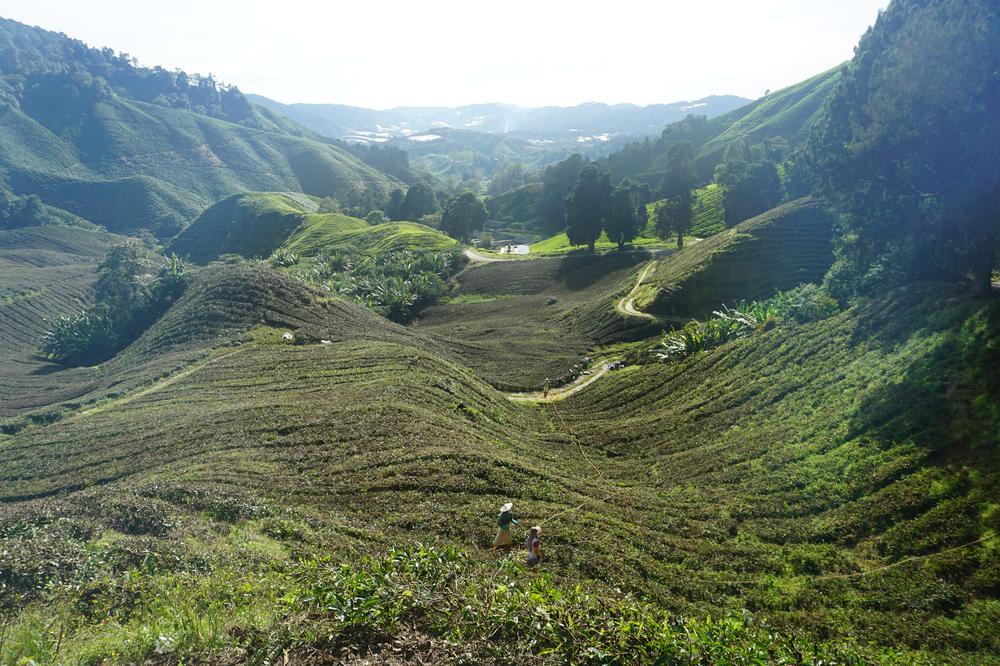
[0,19,401,238]
[1,2,998,663]
[601,67,843,186]
[0,258,996,663]
[168,192,456,264]
[693,66,842,172]
[633,198,835,315]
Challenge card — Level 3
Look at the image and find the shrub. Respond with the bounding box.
[657,284,840,361]
[365,210,389,225]
[39,244,190,365]
[269,246,298,268]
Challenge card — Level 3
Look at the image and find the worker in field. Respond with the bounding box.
[525,526,542,566]
[492,501,518,549]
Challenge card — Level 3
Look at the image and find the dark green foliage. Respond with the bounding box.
[604,180,644,250]
[0,189,43,228]
[400,182,439,221]
[655,142,698,248]
[536,153,587,232]
[385,188,405,220]
[714,139,783,228]
[440,191,487,242]
[565,164,612,252]
[39,242,189,365]
[805,0,1000,295]
[365,210,389,225]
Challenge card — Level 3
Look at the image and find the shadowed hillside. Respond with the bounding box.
[633,198,834,316]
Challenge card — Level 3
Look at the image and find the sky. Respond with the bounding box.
[1,0,888,109]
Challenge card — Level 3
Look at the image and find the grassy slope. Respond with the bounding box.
[0,260,996,662]
[633,198,834,316]
[168,192,456,264]
[0,95,400,238]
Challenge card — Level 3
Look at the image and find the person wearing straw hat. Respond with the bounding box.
[524,526,542,566]
[492,502,518,549]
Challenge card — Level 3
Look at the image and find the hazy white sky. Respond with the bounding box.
[2,0,888,108]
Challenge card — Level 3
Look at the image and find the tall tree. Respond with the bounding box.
[440,191,488,243]
[656,142,697,248]
[537,153,587,232]
[605,179,645,250]
[806,0,1000,295]
[400,182,438,221]
[714,139,782,228]
[565,165,612,252]
[385,188,405,220]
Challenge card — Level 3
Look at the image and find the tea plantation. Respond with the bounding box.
[632,197,835,316]
[1,241,997,662]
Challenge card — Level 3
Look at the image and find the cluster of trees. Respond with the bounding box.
[381,183,488,244]
[537,154,588,233]
[714,139,783,228]
[564,165,651,251]
[440,191,488,243]
[804,0,1000,296]
[654,142,698,248]
[40,243,189,365]
[385,182,439,222]
[0,188,46,229]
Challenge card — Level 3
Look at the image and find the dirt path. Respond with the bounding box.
[76,347,247,418]
[507,359,619,403]
[616,261,657,319]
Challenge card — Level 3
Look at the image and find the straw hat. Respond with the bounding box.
[530,525,541,534]
[500,502,513,513]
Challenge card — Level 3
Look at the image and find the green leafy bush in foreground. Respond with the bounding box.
[1,545,944,664]
[657,283,838,361]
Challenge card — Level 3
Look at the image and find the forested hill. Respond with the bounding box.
[0,18,401,237]
[600,66,842,184]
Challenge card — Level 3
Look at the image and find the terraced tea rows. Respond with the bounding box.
[633,197,835,316]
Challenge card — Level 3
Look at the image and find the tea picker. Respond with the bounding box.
[492,501,518,549]
[524,525,542,566]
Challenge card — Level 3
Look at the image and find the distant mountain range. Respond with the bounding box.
[246,96,751,144]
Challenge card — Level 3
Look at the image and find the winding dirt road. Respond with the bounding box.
[616,261,657,319]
